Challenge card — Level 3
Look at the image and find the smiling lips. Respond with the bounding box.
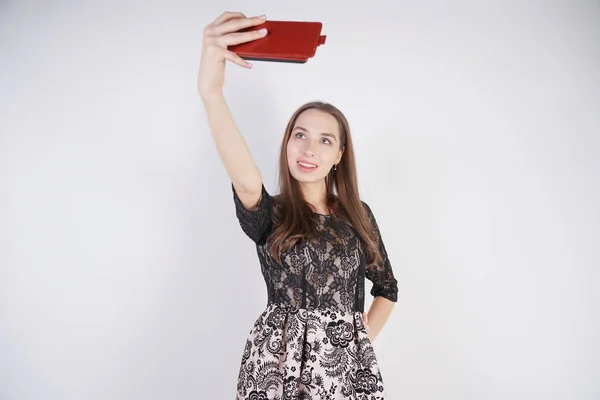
[297,160,318,172]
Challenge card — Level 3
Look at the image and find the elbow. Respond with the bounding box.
[371,281,398,303]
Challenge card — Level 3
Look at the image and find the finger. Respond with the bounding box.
[213,15,266,36]
[223,49,253,69]
[220,28,268,47]
[209,11,246,27]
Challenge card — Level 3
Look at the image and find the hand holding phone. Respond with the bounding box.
[197,12,268,96]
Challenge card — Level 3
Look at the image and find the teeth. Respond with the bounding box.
[299,162,316,168]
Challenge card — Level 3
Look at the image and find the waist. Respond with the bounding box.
[265,301,358,314]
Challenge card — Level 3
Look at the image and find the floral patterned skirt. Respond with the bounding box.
[235,304,388,400]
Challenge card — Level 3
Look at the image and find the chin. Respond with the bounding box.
[289,168,325,184]
[294,176,323,184]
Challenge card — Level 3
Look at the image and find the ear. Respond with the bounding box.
[336,146,345,164]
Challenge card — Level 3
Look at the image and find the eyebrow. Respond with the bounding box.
[294,126,338,141]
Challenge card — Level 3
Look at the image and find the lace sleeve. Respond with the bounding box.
[232,183,273,244]
[363,202,399,302]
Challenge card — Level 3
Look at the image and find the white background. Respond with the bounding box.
[1,0,599,399]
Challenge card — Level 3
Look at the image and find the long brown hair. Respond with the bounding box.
[267,101,382,268]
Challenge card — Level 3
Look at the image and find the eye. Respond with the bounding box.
[320,138,331,144]
[295,132,305,139]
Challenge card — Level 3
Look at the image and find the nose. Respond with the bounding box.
[303,139,317,156]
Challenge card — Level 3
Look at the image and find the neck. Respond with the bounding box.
[298,180,328,213]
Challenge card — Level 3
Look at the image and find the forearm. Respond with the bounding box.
[367,296,395,342]
[201,91,262,194]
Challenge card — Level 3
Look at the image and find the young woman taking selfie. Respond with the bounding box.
[197,11,398,400]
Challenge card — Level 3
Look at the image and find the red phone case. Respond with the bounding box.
[228,20,327,63]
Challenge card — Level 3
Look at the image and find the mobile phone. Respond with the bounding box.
[228,20,327,63]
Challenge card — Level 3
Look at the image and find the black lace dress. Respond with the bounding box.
[232,184,398,400]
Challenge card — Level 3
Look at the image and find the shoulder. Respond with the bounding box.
[360,200,374,217]
[359,201,383,230]
[271,193,284,208]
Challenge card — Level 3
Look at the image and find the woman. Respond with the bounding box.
[198,11,398,400]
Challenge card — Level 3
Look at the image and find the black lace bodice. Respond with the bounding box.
[232,184,398,312]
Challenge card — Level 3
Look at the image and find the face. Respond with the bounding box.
[286,109,344,184]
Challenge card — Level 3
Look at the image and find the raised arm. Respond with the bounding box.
[197,12,268,209]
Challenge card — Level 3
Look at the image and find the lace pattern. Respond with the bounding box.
[232,184,398,310]
[231,184,397,399]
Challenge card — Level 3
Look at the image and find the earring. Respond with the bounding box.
[334,164,337,171]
